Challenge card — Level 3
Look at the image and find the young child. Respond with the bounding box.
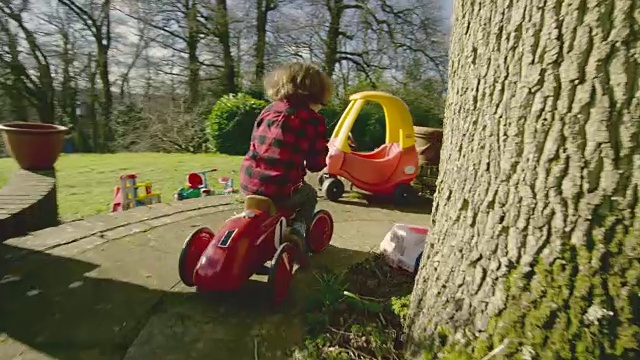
[240,62,333,242]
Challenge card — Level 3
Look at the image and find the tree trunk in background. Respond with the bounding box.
[215,0,237,94]
[88,53,100,153]
[96,40,112,150]
[3,85,28,122]
[254,0,277,82]
[407,0,639,359]
[57,0,112,146]
[60,30,77,127]
[3,35,28,121]
[185,1,200,109]
[96,1,113,150]
[0,10,55,123]
[323,0,343,77]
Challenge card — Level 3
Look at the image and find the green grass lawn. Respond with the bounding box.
[0,153,243,222]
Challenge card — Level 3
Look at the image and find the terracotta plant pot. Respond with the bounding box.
[0,122,68,170]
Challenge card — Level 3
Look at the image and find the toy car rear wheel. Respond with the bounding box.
[318,170,330,187]
[393,183,415,206]
[178,227,215,287]
[268,242,297,306]
[322,178,345,202]
[306,210,334,253]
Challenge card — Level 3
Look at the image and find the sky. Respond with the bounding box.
[17,0,456,91]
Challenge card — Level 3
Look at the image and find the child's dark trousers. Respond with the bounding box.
[275,181,318,229]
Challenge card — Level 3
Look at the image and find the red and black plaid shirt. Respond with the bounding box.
[240,98,328,200]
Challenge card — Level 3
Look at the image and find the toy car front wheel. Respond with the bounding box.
[306,209,334,253]
[268,242,297,306]
[322,178,344,202]
[178,227,215,287]
[392,183,415,206]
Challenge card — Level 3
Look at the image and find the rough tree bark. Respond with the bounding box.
[407,0,639,359]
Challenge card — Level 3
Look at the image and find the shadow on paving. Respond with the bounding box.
[335,194,433,215]
[306,172,433,215]
[0,242,370,360]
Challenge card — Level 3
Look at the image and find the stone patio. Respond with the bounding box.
[0,195,430,360]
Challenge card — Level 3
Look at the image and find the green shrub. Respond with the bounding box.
[398,81,445,128]
[207,93,267,155]
[243,84,267,101]
[112,102,145,151]
[319,103,344,134]
[353,102,386,150]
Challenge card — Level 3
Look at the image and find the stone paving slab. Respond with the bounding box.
[0,197,430,360]
[1,196,238,260]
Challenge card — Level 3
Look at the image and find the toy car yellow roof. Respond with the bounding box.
[331,91,415,151]
[348,91,406,103]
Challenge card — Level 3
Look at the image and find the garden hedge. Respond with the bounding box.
[207,93,267,155]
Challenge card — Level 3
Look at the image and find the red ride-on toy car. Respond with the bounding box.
[178,195,334,306]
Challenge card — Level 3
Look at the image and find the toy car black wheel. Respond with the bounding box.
[175,192,185,201]
[414,251,424,276]
[306,209,334,253]
[318,170,329,187]
[201,188,212,196]
[322,178,345,202]
[178,227,215,287]
[268,242,297,306]
[392,183,415,206]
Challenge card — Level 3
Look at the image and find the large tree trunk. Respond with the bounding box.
[406,0,639,359]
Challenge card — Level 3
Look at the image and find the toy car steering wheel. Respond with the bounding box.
[348,132,357,151]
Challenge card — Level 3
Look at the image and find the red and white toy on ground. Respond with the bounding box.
[178,195,334,306]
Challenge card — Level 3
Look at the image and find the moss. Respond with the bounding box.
[411,223,638,359]
[390,295,411,321]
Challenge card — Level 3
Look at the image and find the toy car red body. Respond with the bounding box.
[178,195,334,305]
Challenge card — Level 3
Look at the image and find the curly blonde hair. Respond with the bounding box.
[263,62,333,105]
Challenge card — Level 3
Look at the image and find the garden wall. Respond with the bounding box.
[0,170,59,242]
